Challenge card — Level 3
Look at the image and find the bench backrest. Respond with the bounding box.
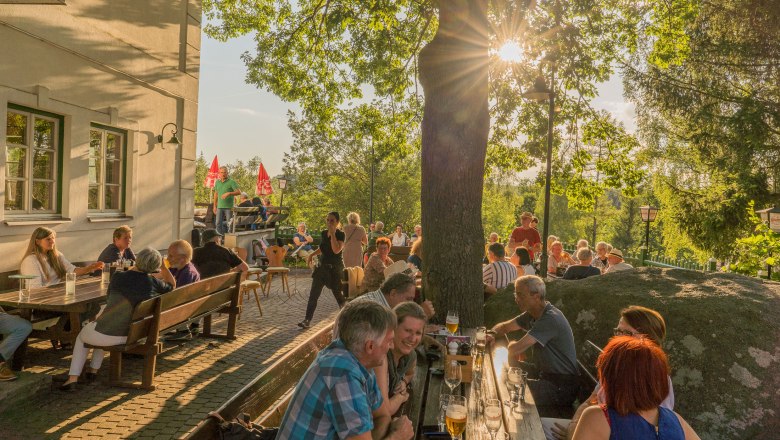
[125,272,241,346]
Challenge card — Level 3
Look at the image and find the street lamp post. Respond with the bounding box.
[523,75,555,278]
[278,176,288,208]
[368,136,375,225]
[755,206,780,279]
[639,205,658,265]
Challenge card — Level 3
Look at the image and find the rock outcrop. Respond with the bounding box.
[484,267,780,440]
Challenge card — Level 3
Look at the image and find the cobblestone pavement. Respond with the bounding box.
[0,269,341,439]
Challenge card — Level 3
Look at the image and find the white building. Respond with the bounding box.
[0,1,202,273]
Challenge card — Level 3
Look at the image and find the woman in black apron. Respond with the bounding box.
[298,211,347,329]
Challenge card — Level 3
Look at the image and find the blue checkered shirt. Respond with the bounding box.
[276,339,383,439]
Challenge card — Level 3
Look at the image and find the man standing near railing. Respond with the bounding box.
[213,167,241,235]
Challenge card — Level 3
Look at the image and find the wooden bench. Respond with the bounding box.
[85,272,242,390]
[186,324,333,439]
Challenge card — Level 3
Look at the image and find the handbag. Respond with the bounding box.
[208,412,278,440]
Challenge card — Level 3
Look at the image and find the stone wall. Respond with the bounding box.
[484,267,780,440]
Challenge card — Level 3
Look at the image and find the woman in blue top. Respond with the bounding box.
[572,336,700,440]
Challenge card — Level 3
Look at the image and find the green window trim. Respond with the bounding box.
[5,103,64,215]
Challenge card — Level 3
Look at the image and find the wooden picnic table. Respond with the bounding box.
[0,277,107,344]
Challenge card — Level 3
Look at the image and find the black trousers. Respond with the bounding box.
[304,263,346,321]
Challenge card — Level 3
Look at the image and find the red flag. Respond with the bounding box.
[204,156,219,188]
[256,163,273,196]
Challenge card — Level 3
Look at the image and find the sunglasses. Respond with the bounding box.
[612,327,639,337]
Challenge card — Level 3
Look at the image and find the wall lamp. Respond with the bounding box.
[157,122,181,148]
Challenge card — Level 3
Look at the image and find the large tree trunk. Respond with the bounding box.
[419,1,490,327]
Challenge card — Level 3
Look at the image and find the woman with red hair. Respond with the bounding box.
[363,236,394,291]
[572,336,700,439]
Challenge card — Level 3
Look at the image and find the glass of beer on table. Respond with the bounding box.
[446,395,467,440]
[446,310,459,335]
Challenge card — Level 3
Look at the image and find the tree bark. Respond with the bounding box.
[419,0,490,327]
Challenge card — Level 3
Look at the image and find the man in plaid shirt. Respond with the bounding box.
[277,301,414,439]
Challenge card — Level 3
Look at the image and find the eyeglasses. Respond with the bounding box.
[612,328,638,337]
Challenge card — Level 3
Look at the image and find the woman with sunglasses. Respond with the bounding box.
[544,306,674,440]
[298,212,347,329]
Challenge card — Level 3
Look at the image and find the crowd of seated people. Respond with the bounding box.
[4,223,253,382]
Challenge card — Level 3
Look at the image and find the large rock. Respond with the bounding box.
[484,267,780,440]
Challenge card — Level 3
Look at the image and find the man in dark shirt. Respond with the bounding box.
[563,248,602,280]
[192,229,249,279]
[489,275,579,410]
[93,225,136,276]
[166,240,200,288]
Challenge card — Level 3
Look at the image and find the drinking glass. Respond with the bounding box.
[475,326,487,353]
[444,360,462,395]
[483,398,502,440]
[446,310,459,335]
[438,393,453,432]
[445,395,467,440]
[506,367,524,407]
[101,265,111,286]
[65,272,76,296]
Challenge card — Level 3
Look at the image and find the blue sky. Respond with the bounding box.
[196,34,635,179]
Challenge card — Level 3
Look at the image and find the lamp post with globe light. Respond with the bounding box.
[498,41,555,278]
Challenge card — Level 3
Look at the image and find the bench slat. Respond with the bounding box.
[156,287,235,331]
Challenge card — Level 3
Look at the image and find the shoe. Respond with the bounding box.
[0,363,17,382]
[164,330,192,342]
[297,320,310,329]
[53,372,96,384]
[59,381,77,392]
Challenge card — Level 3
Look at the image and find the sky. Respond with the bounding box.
[196,34,636,180]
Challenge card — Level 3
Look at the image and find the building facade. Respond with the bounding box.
[0,1,201,272]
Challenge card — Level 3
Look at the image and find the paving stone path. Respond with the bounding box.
[0,270,340,439]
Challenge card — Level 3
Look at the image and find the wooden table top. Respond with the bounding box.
[415,329,544,440]
[0,277,107,312]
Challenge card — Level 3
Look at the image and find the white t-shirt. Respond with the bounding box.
[20,253,76,288]
[391,233,408,247]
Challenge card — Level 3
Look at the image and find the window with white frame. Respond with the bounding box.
[5,105,62,214]
[88,125,126,212]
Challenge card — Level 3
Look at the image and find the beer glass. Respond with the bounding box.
[438,393,453,432]
[444,360,462,394]
[446,310,459,335]
[475,326,487,353]
[445,395,467,439]
[483,398,502,440]
[506,367,524,407]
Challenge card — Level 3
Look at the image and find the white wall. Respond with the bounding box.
[0,0,201,272]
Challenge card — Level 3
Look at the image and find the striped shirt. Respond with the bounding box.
[482,260,518,290]
[276,339,383,439]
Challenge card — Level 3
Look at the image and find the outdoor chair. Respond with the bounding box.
[343,266,365,300]
[232,247,264,317]
[263,245,290,297]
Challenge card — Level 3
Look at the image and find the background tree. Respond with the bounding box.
[624,0,780,258]
[203,0,655,324]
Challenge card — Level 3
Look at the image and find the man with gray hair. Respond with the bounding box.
[277,301,413,439]
[563,248,601,280]
[489,275,579,411]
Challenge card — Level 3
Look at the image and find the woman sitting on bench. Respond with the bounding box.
[58,248,175,391]
[20,227,104,288]
[375,301,427,416]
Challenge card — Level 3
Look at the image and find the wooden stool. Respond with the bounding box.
[239,280,263,319]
